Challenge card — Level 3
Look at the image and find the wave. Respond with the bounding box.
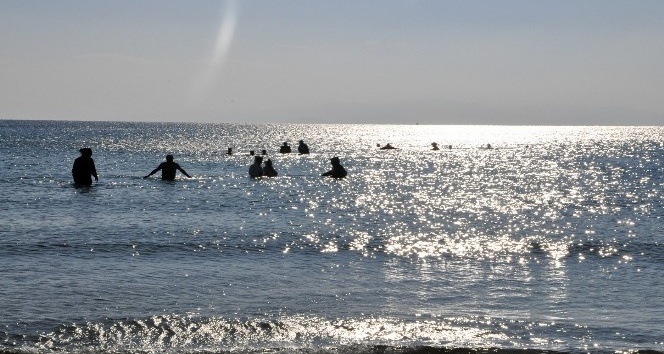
[2,315,662,354]
[1,235,662,264]
[0,346,611,354]
[2,347,661,354]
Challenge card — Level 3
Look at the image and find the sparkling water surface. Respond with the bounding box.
[1,120,663,354]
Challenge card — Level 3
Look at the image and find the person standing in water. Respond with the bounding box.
[144,155,191,180]
[72,148,99,186]
[249,156,264,178]
[321,156,347,179]
[263,159,278,177]
[279,142,291,153]
[297,140,310,154]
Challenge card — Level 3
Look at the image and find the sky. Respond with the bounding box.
[1,0,663,125]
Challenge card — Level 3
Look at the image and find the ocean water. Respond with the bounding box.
[1,120,663,354]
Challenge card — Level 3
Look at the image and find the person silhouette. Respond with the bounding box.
[279,142,292,153]
[72,148,98,186]
[249,156,264,178]
[321,156,347,179]
[431,142,440,150]
[297,140,310,154]
[144,155,191,180]
[263,159,278,177]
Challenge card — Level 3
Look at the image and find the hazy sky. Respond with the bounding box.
[2,1,663,124]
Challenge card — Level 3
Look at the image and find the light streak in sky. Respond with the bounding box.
[189,0,239,108]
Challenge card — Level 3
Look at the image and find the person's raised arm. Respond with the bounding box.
[178,166,191,178]
[144,165,161,179]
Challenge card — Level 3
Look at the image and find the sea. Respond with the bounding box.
[1,120,663,354]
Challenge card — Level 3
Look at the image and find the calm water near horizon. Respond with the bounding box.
[1,120,663,354]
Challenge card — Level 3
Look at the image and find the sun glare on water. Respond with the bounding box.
[189,0,239,106]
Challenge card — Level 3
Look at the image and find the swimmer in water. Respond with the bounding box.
[321,156,347,179]
[249,155,264,178]
[263,159,278,177]
[298,140,310,154]
[279,142,292,154]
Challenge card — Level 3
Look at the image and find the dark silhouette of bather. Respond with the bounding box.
[249,155,264,178]
[322,156,347,179]
[431,142,440,150]
[380,143,396,150]
[279,142,292,153]
[263,159,278,177]
[72,148,98,186]
[144,155,191,180]
[297,140,310,154]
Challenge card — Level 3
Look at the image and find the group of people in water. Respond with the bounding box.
[279,140,309,154]
[248,156,279,178]
[71,140,480,186]
[71,141,346,186]
[378,142,454,151]
[245,153,345,179]
[225,140,311,157]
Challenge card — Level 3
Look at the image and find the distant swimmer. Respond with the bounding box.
[380,143,396,150]
[321,156,347,179]
[431,142,440,151]
[144,155,191,180]
[297,140,310,154]
[279,142,292,154]
[261,149,267,155]
[486,144,493,149]
[227,147,233,155]
[72,148,98,186]
[263,159,278,177]
[249,155,264,178]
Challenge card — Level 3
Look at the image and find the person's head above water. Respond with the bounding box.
[254,156,263,164]
[330,156,341,165]
[166,154,174,162]
[265,159,273,166]
[79,148,92,157]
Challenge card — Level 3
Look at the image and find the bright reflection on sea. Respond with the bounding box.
[72,124,663,266]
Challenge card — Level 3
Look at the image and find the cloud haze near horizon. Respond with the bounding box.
[1,1,663,125]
